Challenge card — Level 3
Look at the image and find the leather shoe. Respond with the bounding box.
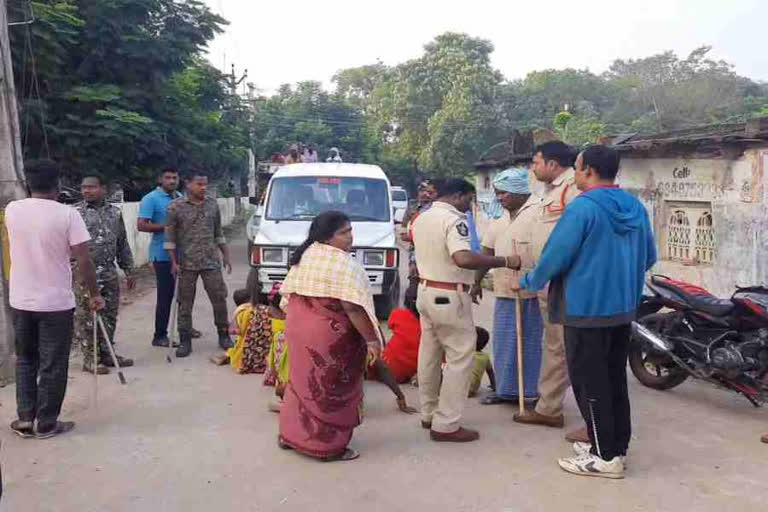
[152,336,170,347]
[513,410,564,428]
[421,420,431,430]
[565,425,590,443]
[430,427,480,443]
[176,335,192,357]
[82,361,109,375]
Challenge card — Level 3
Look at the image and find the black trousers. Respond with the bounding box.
[13,308,74,430]
[564,324,632,461]
[152,261,176,339]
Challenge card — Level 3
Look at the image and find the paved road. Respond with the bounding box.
[1,229,767,511]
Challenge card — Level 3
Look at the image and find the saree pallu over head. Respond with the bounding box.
[280,242,382,344]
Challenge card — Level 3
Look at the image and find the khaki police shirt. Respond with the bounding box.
[412,201,474,285]
[482,197,541,299]
[530,168,580,260]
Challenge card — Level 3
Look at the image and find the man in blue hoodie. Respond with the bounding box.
[520,145,656,479]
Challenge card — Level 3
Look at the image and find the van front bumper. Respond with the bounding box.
[255,266,397,296]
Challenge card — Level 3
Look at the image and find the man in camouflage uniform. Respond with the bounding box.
[164,170,233,357]
[73,175,137,374]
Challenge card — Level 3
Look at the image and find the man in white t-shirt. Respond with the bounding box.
[5,160,105,439]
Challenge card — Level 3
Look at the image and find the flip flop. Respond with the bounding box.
[323,448,360,462]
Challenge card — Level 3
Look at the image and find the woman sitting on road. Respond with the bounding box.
[278,211,382,462]
[211,280,279,374]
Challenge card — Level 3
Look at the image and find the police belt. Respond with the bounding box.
[420,279,471,293]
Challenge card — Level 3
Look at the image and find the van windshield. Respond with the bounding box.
[266,176,391,222]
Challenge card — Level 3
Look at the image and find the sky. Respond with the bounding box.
[202,0,766,95]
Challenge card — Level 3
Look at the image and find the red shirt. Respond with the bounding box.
[382,308,421,382]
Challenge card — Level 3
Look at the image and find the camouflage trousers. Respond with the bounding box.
[177,268,229,336]
[74,278,120,365]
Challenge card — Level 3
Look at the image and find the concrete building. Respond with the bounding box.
[613,117,768,297]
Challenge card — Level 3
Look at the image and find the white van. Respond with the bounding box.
[246,162,401,318]
[390,186,408,224]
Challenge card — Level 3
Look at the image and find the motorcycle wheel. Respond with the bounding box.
[629,314,690,390]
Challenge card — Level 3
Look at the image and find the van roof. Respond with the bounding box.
[272,162,389,181]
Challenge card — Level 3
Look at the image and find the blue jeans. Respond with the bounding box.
[152,261,176,339]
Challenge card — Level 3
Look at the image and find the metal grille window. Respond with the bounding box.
[665,202,715,264]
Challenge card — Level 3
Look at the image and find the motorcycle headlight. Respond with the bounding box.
[363,250,385,267]
[262,248,284,264]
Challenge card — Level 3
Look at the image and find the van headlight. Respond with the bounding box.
[262,248,285,264]
[363,250,385,267]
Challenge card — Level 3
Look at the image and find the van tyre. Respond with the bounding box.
[246,267,260,295]
[375,275,400,320]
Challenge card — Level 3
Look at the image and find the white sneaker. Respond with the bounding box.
[572,442,628,468]
[558,453,625,479]
[573,441,592,456]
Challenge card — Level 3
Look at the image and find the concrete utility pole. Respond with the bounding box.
[226,64,247,216]
[0,0,28,381]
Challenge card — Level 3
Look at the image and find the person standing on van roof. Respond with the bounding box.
[326,147,343,163]
[301,143,318,163]
[165,170,233,357]
[284,145,301,164]
[412,178,520,443]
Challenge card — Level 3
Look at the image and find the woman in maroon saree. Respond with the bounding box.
[278,212,382,462]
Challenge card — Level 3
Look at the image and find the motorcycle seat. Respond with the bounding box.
[650,276,735,317]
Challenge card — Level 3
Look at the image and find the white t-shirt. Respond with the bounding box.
[6,198,91,312]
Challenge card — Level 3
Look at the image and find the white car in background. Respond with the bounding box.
[390,186,408,224]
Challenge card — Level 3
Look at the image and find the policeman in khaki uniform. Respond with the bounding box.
[511,141,587,442]
[412,178,518,443]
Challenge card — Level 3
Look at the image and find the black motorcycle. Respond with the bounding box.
[630,275,768,406]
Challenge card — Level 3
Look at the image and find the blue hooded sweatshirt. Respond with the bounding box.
[520,186,657,327]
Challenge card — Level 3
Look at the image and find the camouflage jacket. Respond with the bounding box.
[73,200,135,282]
[163,196,226,270]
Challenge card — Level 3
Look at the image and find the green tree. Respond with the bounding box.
[605,46,767,132]
[553,111,606,147]
[386,32,509,176]
[9,0,249,192]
